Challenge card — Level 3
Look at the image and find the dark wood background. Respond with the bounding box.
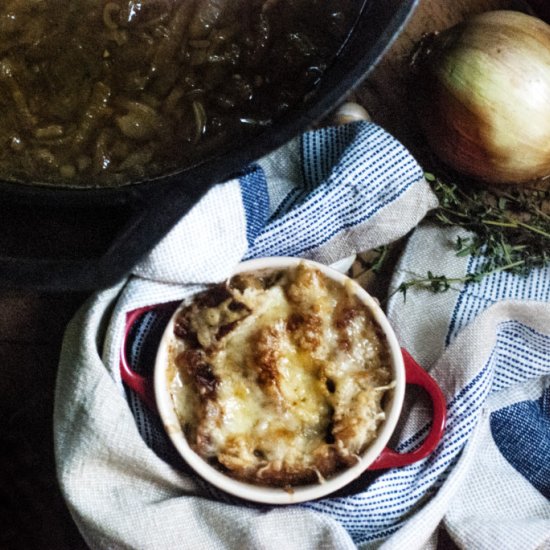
[1,0,543,548]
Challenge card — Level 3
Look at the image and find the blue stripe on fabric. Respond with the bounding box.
[446,255,476,347]
[267,134,312,221]
[272,124,371,223]
[238,165,270,248]
[268,187,305,221]
[490,321,550,394]
[302,124,358,188]
[446,257,550,346]
[490,387,550,498]
[246,122,423,259]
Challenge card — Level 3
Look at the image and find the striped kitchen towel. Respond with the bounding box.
[53,119,549,550]
[54,120,436,550]
[372,224,550,550]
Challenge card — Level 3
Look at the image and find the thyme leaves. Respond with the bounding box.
[394,174,550,299]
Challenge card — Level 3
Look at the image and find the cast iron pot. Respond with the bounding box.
[0,0,419,291]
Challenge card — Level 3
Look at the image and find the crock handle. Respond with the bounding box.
[119,305,161,413]
[368,349,447,470]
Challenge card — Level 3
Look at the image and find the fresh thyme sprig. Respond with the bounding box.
[395,261,525,301]
[394,174,550,298]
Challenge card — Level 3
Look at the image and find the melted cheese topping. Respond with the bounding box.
[169,263,393,487]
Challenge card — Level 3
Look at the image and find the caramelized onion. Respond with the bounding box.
[413,11,550,185]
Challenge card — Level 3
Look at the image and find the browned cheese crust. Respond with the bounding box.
[169,263,393,487]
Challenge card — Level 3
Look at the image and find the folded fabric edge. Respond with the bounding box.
[300,174,438,266]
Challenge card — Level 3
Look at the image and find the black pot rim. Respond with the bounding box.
[0,0,419,208]
[0,0,420,290]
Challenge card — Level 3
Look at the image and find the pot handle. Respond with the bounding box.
[368,349,447,470]
[119,305,172,413]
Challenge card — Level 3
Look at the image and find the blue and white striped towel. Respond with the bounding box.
[380,225,550,549]
[54,121,550,550]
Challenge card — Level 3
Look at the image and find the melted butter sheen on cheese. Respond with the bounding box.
[170,263,393,487]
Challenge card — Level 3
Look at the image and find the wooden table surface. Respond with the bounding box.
[1,1,543,548]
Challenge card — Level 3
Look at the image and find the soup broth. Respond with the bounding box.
[0,0,361,187]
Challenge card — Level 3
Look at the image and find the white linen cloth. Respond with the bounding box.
[54,121,550,549]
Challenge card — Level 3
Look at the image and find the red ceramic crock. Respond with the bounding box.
[120,257,446,504]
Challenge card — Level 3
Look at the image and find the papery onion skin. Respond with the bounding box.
[413,10,550,185]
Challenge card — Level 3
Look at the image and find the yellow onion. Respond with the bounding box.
[413,10,550,185]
